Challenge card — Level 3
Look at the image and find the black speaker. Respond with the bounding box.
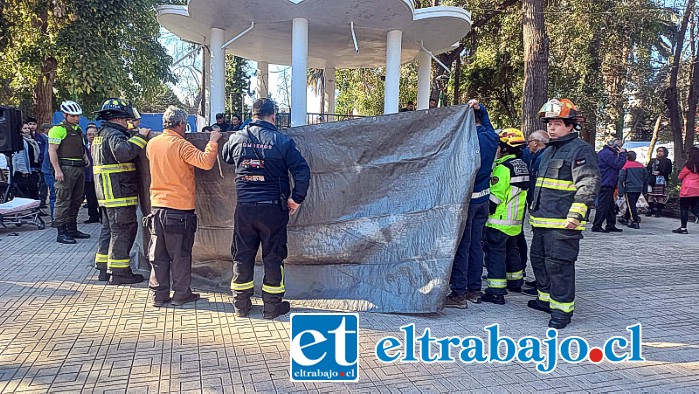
[0,106,24,154]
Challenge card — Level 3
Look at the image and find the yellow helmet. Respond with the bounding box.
[498,128,526,148]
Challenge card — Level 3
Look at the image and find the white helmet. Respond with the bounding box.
[60,100,83,115]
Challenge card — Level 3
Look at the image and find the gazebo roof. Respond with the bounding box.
[157,0,471,68]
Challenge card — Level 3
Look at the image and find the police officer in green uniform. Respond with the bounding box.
[48,101,91,244]
[481,128,530,305]
[528,99,601,329]
[92,98,150,284]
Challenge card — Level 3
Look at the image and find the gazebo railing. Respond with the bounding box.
[275,113,367,128]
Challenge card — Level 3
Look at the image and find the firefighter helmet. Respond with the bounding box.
[538,98,579,121]
[498,128,526,148]
[95,98,133,121]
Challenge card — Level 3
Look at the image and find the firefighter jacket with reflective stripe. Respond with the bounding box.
[485,154,530,236]
[92,122,148,208]
[529,132,601,230]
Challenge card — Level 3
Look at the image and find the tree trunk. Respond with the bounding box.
[684,13,699,151]
[580,33,602,144]
[521,0,548,136]
[665,0,694,168]
[33,57,57,125]
[647,113,663,166]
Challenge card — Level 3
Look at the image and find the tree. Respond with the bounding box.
[665,0,695,167]
[521,0,549,135]
[0,0,173,123]
[225,54,252,118]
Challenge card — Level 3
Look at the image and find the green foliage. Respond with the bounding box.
[224,54,253,118]
[0,0,173,118]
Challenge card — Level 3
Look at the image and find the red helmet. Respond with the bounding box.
[538,98,579,121]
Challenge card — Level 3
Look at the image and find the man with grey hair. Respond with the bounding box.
[144,106,221,307]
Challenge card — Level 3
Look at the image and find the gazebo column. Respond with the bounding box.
[324,67,336,121]
[257,61,269,98]
[384,30,402,114]
[291,18,309,127]
[417,50,432,110]
[209,27,226,123]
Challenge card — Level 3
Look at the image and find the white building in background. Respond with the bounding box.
[157,0,471,126]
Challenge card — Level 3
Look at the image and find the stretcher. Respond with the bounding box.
[0,197,46,230]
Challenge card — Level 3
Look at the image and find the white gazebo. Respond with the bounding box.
[158,0,471,126]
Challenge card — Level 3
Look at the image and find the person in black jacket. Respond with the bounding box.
[646,147,672,217]
[222,98,310,320]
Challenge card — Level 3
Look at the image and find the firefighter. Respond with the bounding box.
[92,98,150,284]
[48,101,92,244]
[481,128,530,305]
[222,98,311,320]
[528,98,601,329]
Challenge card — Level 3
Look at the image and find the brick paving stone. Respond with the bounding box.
[1,213,698,392]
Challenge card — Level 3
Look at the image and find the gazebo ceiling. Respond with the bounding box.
[158,0,471,69]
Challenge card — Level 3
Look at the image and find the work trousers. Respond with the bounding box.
[231,202,289,312]
[146,208,197,303]
[54,165,85,227]
[530,227,581,320]
[449,200,489,296]
[622,192,641,223]
[593,186,616,229]
[84,181,100,220]
[483,227,523,295]
[95,206,138,276]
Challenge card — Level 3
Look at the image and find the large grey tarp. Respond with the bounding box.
[135,105,480,313]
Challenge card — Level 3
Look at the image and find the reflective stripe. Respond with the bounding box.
[550,299,575,313]
[108,258,130,268]
[510,175,530,183]
[231,280,254,291]
[93,163,136,174]
[98,197,139,207]
[95,253,108,263]
[569,202,588,217]
[48,137,62,144]
[537,290,550,302]
[488,278,507,289]
[263,265,286,294]
[506,270,523,281]
[489,194,501,204]
[487,219,521,226]
[529,216,586,230]
[104,173,114,200]
[536,177,576,191]
[471,188,490,199]
[262,284,286,294]
[129,136,147,149]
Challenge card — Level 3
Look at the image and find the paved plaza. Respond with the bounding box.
[1,211,698,393]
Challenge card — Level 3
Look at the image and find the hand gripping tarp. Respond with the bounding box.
[135,105,480,313]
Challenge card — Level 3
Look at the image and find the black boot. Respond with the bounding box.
[66,222,90,239]
[548,315,572,329]
[109,270,145,285]
[56,225,77,244]
[97,269,110,281]
[263,301,291,320]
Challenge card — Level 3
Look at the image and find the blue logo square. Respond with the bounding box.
[290,313,359,382]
